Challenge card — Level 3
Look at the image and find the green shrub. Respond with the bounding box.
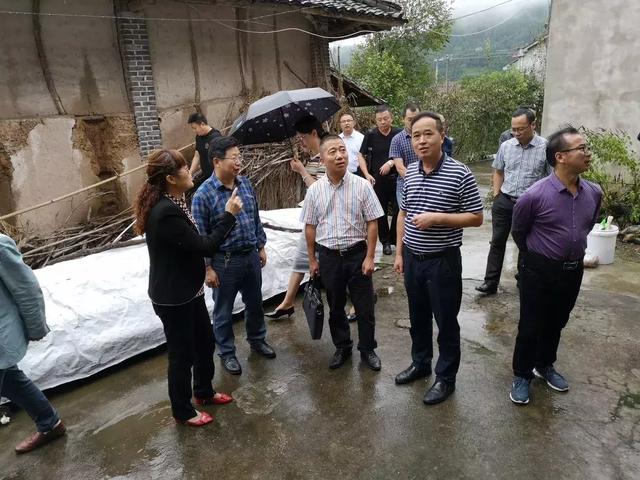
[427,70,544,162]
[582,128,640,227]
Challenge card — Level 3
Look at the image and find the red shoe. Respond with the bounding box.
[174,411,214,427]
[194,392,234,406]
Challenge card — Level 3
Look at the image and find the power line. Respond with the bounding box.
[450,0,523,22]
[0,7,380,40]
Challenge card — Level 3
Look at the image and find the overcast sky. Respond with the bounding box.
[332,0,547,47]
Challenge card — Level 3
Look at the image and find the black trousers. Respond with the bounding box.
[403,247,462,383]
[483,192,521,286]
[153,295,215,421]
[374,175,398,245]
[318,246,377,352]
[512,252,584,379]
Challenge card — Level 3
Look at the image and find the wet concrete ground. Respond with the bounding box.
[2,162,639,479]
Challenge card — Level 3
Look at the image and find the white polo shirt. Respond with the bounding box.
[339,130,365,173]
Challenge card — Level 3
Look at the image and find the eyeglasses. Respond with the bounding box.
[222,154,242,161]
[511,126,531,134]
[559,145,590,154]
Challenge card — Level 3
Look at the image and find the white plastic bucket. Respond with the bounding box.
[586,225,619,265]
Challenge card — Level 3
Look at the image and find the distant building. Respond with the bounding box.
[503,34,548,82]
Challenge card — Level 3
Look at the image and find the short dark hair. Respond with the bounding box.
[375,104,391,114]
[188,112,208,125]
[410,111,444,133]
[209,135,239,162]
[403,102,420,117]
[546,125,580,167]
[319,133,343,149]
[512,107,536,124]
[294,115,327,138]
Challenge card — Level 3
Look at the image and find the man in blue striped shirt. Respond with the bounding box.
[394,111,484,405]
[389,103,420,208]
[192,136,275,375]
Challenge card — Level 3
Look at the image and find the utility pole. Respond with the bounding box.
[445,55,450,93]
[434,58,439,85]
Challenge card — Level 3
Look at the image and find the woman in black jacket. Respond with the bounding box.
[134,149,242,427]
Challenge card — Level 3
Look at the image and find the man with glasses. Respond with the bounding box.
[509,126,601,405]
[476,107,551,295]
[338,112,364,174]
[192,136,275,375]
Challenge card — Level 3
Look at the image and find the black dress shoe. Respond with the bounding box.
[360,351,381,371]
[475,282,497,294]
[423,380,455,405]
[250,340,276,358]
[265,306,294,319]
[222,356,242,375]
[329,348,352,369]
[395,364,431,385]
[383,243,392,255]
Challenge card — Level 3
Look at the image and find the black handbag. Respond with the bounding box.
[302,277,324,340]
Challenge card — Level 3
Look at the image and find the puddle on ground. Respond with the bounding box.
[233,373,304,415]
[464,338,497,356]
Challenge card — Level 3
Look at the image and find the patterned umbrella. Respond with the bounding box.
[230,88,340,145]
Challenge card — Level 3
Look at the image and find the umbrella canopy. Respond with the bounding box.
[230,88,340,145]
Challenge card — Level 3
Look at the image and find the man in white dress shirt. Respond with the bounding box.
[338,112,364,174]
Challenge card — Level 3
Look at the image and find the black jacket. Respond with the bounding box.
[145,196,236,305]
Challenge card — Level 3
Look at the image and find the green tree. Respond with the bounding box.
[346,0,452,116]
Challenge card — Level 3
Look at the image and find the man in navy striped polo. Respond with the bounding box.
[393,111,484,405]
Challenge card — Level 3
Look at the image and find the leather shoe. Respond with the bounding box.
[383,243,392,255]
[250,340,276,358]
[265,306,294,319]
[475,282,497,294]
[329,348,352,369]
[222,356,242,375]
[423,380,455,405]
[360,351,381,371]
[395,364,431,385]
[15,421,66,454]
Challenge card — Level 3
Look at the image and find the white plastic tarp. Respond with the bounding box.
[18,209,303,391]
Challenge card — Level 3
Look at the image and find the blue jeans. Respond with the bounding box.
[211,250,267,357]
[0,365,60,432]
[403,246,462,383]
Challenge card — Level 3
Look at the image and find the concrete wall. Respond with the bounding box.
[542,0,640,139]
[0,0,320,235]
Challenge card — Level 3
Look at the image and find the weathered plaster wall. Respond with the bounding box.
[0,117,139,233]
[145,2,313,151]
[0,0,321,234]
[0,0,129,118]
[542,0,640,139]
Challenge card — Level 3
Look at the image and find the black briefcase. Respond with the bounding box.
[302,277,324,340]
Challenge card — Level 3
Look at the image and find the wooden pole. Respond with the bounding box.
[0,142,195,222]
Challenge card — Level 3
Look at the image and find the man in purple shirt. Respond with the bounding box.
[509,126,602,405]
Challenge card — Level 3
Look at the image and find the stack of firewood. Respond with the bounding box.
[3,208,139,269]
[239,141,306,210]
